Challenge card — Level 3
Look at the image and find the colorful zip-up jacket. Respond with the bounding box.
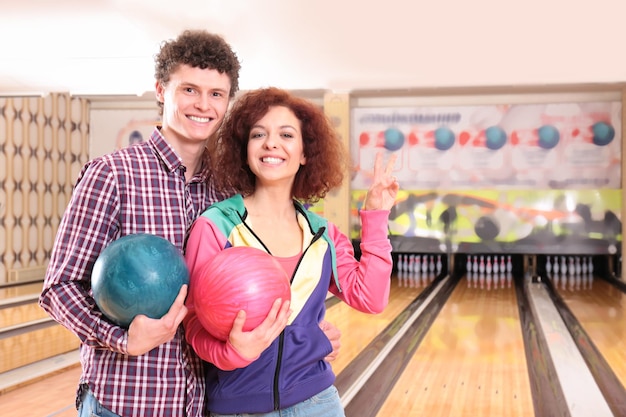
[183,194,392,414]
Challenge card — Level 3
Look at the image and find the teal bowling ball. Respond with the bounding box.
[537,125,560,149]
[383,128,405,151]
[484,126,507,150]
[91,233,189,328]
[591,121,615,146]
[434,127,455,151]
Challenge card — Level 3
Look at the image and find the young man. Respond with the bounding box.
[39,30,339,417]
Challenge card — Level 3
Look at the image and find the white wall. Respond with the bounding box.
[0,0,624,96]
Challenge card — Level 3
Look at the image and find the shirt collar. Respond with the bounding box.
[149,127,183,174]
[149,127,210,182]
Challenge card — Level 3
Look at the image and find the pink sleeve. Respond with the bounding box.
[328,210,392,313]
[183,217,257,370]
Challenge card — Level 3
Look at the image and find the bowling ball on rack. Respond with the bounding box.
[537,125,560,149]
[383,128,405,151]
[591,121,615,146]
[91,233,189,328]
[434,127,455,151]
[485,126,507,150]
[192,246,292,341]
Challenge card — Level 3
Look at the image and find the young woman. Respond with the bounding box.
[184,87,399,416]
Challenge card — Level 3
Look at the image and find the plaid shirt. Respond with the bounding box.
[39,129,229,417]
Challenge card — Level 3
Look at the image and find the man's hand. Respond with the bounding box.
[320,320,341,362]
[127,285,188,356]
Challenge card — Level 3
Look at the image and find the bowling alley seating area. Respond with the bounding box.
[0,265,79,394]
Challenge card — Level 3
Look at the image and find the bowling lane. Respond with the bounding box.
[552,275,626,389]
[0,281,42,300]
[375,272,534,417]
[325,273,426,375]
[0,364,81,416]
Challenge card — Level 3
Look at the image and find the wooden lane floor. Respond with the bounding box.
[0,273,428,416]
[551,274,626,400]
[374,272,534,416]
[0,363,81,417]
[325,272,428,375]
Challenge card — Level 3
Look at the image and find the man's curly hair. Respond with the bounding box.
[154,30,241,115]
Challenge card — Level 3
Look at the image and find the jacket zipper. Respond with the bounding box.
[239,210,327,410]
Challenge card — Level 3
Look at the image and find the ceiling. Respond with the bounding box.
[1,0,624,98]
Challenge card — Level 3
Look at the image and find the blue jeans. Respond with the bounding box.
[77,385,121,417]
[210,385,345,417]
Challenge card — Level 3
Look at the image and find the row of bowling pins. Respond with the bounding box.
[397,269,436,288]
[545,255,593,276]
[467,271,512,290]
[397,254,443,275]
[552,273,594,291]
[466,255,512,275]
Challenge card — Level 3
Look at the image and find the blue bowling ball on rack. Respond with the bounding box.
[485,126,507,150]
[537,125,560,149]
[383,127,405,151]
[591,121,615,146]
[434,127,455,151]
[91,233,189,328]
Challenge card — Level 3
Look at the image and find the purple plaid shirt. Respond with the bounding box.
[39,129,230,417]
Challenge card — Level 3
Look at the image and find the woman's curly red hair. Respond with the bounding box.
[208,87,350,203]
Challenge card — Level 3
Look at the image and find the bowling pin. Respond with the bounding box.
[398,254,405,272]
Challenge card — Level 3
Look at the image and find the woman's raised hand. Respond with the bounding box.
[363,152,399,211]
